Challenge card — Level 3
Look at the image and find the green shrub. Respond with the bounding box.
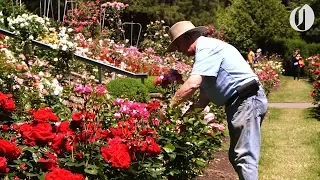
[266,38,320,60]
[144,76,165,94]
[107,78,149,102]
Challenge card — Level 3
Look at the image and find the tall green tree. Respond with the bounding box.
[217,0,298,54]
[119,0,221,26]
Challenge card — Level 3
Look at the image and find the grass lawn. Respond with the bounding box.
[259,108,320,180]
[268,76,313,103]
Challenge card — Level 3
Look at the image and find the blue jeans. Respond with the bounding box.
[225,85,268,180]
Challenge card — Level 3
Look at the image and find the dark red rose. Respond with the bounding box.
[45,168,84,180]
[0,139,22,160]
[1,125,9,132]
[32,123,55,144]
[0,157,9,173]
[38,153,58,171]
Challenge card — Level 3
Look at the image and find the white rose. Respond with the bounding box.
[61,45,67,51]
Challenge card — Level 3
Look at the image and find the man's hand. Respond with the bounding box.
[170,75,202,108]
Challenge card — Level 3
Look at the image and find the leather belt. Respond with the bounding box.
[225,80,260,106]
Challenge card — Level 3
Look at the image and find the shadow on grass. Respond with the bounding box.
[306,107,320,121]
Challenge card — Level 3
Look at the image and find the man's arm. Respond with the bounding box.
[184,92,210,114]
[170,75,202,108]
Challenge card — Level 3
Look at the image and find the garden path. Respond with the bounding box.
[198,76,320,180]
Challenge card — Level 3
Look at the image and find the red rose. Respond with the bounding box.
[101,138,131,169]
[139,136,161,157]
[45,168,84,180]
[3,99,15,112]
[0,139,22,160]
[1,125,9,132]
[19,123,36,146]
[38,153,58,171]
[0,157,9,173]
[30,107,59,123]
[57,121,72,133]
[71,112,82,122]
[32,123,55,144]
[0,92,15,112]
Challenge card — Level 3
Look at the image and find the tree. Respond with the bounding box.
[216,0,298,54]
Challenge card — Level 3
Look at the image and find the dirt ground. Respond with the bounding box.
[197,138,238,180]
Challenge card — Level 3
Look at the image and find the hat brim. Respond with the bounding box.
[166,26,207,53]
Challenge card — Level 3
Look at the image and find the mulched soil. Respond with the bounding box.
[197,138,238,180]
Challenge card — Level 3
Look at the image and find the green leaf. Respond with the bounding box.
[195,158,207,167]
[26,172,37,177]
[75,162,85,167]
[169,169,180,176]
[200,120,208,125]
[65,161,77,167]
[85,164,99,175]
[32,152,41,162]
[168,152,176,160]
[84,167,98,175]
[163,143,175,153]
[37,173,45,180]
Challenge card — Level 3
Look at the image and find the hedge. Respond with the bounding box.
[107,78,150,102]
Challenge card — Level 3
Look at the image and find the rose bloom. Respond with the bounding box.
[45,168,84,180]
[101,138,131,169]
[0,139,22,160]
[0,157,9,173]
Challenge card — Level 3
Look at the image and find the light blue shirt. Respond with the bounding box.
[191,36,258,106]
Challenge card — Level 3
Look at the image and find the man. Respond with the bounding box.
[167,21,268,180]
[247,48,255,68]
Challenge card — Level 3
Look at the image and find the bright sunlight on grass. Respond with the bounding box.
[259,108,320,180]
[268,76,313,103]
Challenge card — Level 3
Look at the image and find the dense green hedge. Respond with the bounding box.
[107,77,164,102]
[107,78,150,102]
[266,38,320,60]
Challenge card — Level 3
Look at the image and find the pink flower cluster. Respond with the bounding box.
[102,1,129,10]
[73,84,108,96]
[113,98,150,120]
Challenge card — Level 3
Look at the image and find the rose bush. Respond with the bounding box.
[0,44,226,179]
[306,55,320,107]
[253,54,283,96]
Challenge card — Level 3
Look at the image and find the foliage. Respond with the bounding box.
[145,76,165,94]
[107,78,149,102]
[217,0,298,54]
[118,0,220,27]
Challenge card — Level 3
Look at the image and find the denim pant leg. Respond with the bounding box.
[225,86,268,180]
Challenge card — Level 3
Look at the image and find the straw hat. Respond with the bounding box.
[167,21,206,52]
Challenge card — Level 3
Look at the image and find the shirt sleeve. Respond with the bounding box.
[191,48,222,77]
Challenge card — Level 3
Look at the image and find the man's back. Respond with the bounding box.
[192,36,258,105]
